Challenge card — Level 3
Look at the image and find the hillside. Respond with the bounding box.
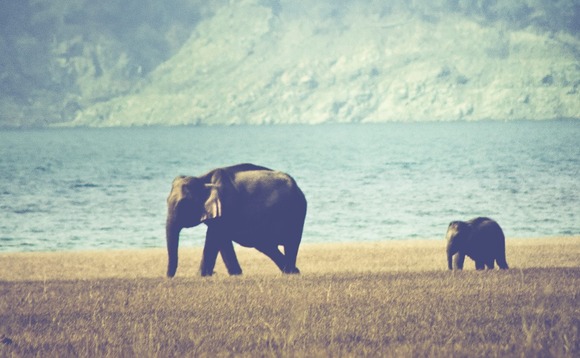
[1,0,579,127]
[0,0,223,128]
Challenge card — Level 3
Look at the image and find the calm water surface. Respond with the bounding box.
[0,121,578,252]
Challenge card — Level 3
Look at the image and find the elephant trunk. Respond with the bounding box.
[166,220,181,278]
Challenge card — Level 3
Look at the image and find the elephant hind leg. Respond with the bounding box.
[475,261,485,270]
[256,245,287,273]
[497,257,509,270]
[282,243,300,274]
[280,213,304,274]
[497,240,509,269]
[200,243,219,276]
[485,260,495,269]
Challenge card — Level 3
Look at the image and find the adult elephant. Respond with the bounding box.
[445,217,509,270]
[165,163,307,277]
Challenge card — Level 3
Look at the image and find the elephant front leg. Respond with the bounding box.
[200,228,220,276]
[220,240,243,275]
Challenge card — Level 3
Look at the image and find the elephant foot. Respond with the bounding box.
[283,267,300,274]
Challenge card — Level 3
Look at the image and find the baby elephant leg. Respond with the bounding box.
[485,260,495,269]
[496,256,509,270]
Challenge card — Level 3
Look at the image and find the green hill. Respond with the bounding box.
[1,0,579,127]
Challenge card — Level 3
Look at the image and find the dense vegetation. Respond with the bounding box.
[1,0,579,127]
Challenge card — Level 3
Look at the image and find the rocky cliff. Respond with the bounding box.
[1,0,579,127]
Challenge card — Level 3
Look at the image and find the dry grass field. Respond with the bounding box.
[1,237,579,357]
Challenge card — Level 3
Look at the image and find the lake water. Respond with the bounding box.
[0,121,578,252]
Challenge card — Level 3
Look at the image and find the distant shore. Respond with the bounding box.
[1,237,578,281]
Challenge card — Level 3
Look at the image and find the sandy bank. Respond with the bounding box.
[0,237,578,281]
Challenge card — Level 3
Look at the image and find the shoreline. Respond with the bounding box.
[1,237,578,281]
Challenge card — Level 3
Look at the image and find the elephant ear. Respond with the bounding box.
[200,185,221,222]
[199,170,232,222]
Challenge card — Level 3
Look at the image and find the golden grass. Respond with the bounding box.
[1,237,579,356]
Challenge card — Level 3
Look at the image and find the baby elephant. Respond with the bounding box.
[445,217,509,270]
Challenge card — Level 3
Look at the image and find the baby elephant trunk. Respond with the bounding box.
[447,251,453,270]
[446,241,457,270]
